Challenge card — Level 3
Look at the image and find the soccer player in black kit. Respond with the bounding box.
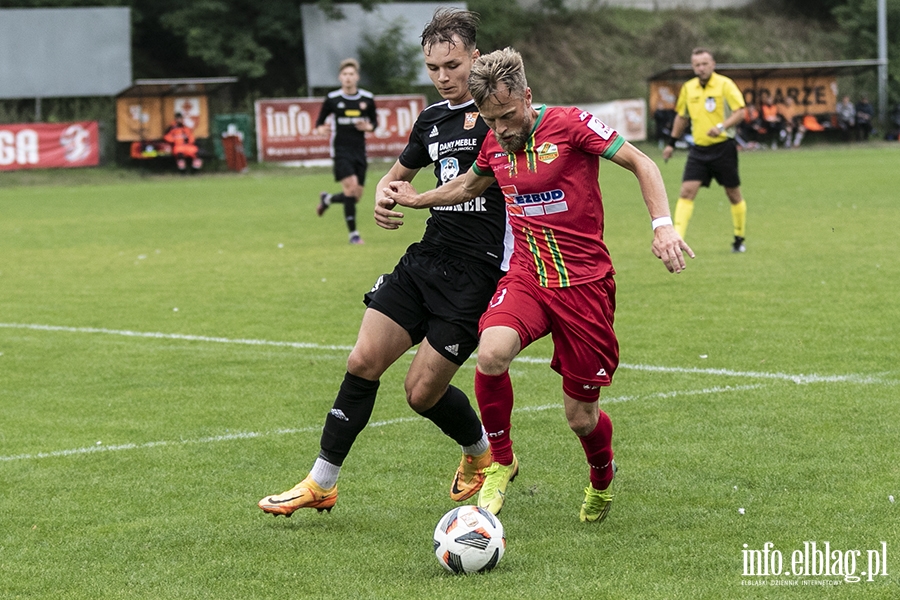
[259,9,511,516]
[314,58,378,245]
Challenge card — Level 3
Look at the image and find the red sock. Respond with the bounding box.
[579,409,614,490]
[474,369,515,465]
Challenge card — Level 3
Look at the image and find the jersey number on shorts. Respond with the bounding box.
[489,287,508,308]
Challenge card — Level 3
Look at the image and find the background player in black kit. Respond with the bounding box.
[314,58,378,245]
[259,9,511,516]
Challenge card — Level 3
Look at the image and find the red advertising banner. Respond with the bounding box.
[0,121,100,171]
[254,94,426,164]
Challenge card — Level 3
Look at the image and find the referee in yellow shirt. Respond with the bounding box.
[663,48,748,253]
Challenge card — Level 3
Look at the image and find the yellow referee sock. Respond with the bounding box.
[674,198,694,238]
[731,199,747,238]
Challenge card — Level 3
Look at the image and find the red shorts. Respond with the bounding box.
[479,273,619,387]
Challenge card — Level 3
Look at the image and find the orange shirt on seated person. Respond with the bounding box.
[164,113,199,158]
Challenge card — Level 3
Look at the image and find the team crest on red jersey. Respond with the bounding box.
[536,142,559,164]
[464,112,479,130]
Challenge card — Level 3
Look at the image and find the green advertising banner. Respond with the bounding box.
[212,114,255,160]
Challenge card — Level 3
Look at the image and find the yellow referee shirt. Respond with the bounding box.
[675,72,745,147]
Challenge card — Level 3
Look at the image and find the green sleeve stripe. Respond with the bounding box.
[600,135,626,160]
[472,163,493,177]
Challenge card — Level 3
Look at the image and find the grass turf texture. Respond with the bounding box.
[1,146,898,598]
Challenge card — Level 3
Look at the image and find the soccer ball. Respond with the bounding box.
[433,505,505,574]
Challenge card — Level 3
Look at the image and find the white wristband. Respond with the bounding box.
[651,216,673,231]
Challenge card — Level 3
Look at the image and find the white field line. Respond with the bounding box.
[0,322,889,385]
[0,322,356,351]
[0,385,762,463]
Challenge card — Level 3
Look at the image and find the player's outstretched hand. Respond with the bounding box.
[374,193,404,230]
[652,225,695,273]
[384,180,424,208]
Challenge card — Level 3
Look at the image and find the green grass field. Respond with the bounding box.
[1,145,898,599]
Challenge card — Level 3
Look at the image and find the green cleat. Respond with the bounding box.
[477,455,519,515]
[580,460,616,523]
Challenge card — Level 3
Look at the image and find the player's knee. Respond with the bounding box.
[563,379,600,435]
[568,413,598,437]
[346,347,386,381]
[566,405,599,436]
[404,379,441,412]
[475,345,513,376]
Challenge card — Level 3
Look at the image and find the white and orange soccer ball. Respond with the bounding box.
[433,505,505,574]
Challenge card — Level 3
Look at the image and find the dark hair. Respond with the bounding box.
[420,8,479,52]
[691,47,714,60]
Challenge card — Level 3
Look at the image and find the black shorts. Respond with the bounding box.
[683,138,741,188]
[364,243,503,365]
[333,150,368,186]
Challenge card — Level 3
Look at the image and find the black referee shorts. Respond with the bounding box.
[683,138,741,188]
[333,150,368,186]
[364,243,502,365]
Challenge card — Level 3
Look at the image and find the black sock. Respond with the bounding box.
[419,385,483,447]
[319,372,379,466]
[341,196,358,233]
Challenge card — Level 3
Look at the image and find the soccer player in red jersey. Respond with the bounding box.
[383,47,693,522]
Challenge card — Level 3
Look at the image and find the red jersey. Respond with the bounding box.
[473,105,625,288]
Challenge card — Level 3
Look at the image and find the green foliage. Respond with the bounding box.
[158,1,295,80]
[755,0,845,20]
[467,0,541,52]
[315,0,383,19]
[0,1,896,128]
[358,21,422,94]
[502,6,846,104]
[834,0,900,101]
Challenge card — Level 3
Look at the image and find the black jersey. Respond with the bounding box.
[398,99,511,269]
[316,89,378,154]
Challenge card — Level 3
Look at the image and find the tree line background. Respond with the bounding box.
[0,0,897,131]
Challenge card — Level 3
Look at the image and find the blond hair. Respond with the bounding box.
[338,58,360,73]
[468,47,528,108]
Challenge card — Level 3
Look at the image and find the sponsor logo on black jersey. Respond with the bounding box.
[440,157,460,183]
[432,196,488,213]
[439,138,479,153]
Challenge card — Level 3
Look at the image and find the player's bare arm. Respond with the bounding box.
[610,142,695,273]
[385,168,494,209]
[374,160,419,230]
